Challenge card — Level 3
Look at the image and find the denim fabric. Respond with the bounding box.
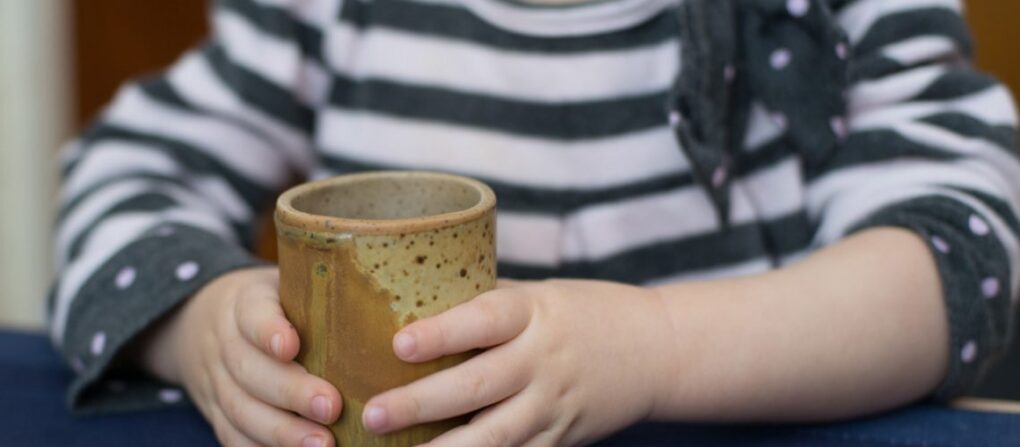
[2,330,1016,446]
[0,330,215,446]
[594,406,1020,446]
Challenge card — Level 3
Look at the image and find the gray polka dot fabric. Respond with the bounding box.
[669,0,850,224]
[851,196,1015,398]
[59,225,262,412]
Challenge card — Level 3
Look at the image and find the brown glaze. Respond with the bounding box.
[275,172,497,446]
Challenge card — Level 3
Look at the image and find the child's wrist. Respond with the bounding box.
[645,274,781,421]
[121,304,186,384]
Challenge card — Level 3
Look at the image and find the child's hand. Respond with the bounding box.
[361,279,672,446]
[143,267,342,447]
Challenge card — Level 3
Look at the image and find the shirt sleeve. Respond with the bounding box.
[815,0,1020,399]
[49,0,337,413]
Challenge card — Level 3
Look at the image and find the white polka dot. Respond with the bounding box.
[969,215,990,236]
[712,165,728,188]
[961,341,978,364]
[770,48,793,70]
[787,0,810,17]
[724,64,737,83]
[90,332,106,357]
[155,226,175,236]
[931,235,951,254]
[771,112,788,130]
[175,261,200,281]
[159,388,184,404]
[830,116,849,140]
[982,277,1000,299]
[114,266,137,290]
[836,43,849,60]
[668,110,682,127]
[70,356,85,373]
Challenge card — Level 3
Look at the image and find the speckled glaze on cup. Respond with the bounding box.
[274,171,497,446]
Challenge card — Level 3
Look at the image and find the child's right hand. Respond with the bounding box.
[140,267,342,447]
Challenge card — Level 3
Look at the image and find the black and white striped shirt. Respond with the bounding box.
[52,0,1020,411]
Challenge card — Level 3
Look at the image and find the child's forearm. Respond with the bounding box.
[648,227,948,422]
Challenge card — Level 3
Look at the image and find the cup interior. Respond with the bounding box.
[290,174,484,221]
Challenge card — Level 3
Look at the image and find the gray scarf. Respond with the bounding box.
[670,0,850,225]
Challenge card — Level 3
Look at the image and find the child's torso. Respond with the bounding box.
[309,0,811,283]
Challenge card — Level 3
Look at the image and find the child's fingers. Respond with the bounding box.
[223,334,342,425]
[363,345,527,434]
[394,289,530,362]
[234,282,300,361]
[417,390,546,447]
[212,366,334,447]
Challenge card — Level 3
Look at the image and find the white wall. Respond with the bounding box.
[0,1,72,329]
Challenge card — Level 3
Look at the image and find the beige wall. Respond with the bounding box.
[0,1,72,329]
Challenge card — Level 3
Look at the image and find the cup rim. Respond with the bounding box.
[275,171,497,236]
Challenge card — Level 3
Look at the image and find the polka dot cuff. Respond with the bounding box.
[850,195,1014,400]
[60,224,264,414]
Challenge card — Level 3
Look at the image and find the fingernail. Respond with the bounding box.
[270,333,283,357]
[363,405,387,431]
[312,395,332,423]
[394,332,416,358]
[302,435,326,447]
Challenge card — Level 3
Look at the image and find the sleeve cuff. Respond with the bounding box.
[59,223,266,414]
[848,195,1014,400]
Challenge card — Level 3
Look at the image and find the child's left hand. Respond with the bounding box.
[361,279,673,446]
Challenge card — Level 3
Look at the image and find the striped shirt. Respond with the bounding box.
[52,0,1020,412]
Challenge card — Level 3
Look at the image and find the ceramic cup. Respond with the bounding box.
[274,171,497,446]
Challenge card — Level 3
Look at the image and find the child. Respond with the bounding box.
[52,0,1019,445]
